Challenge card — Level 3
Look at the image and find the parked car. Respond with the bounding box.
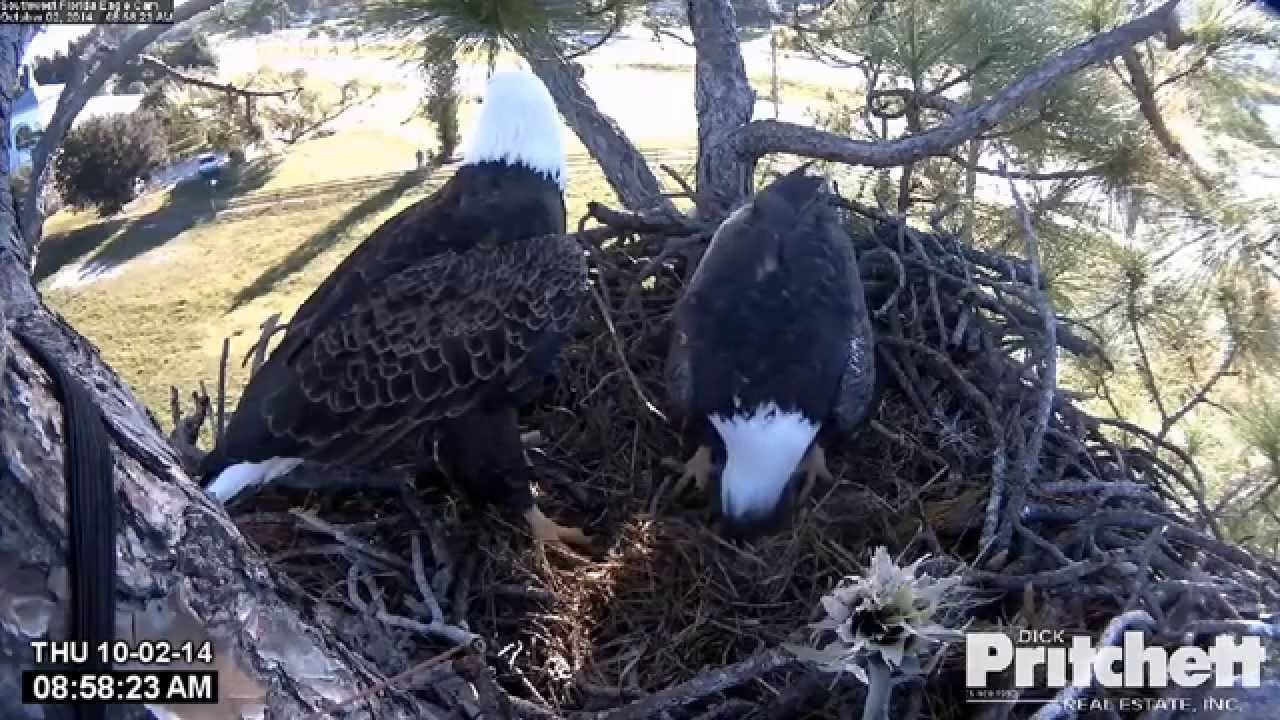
[196,152,225,179]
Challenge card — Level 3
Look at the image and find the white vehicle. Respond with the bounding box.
[196,152,225,178]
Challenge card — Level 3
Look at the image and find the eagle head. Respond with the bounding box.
[710,402,820,538]
[461,68,566,191]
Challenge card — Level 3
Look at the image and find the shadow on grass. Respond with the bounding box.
[169,156,279,206]
[228,168,429,311]
[34,218,130,284]
[34,158,281,286]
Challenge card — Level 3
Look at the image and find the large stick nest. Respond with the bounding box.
[192,197,1280,719]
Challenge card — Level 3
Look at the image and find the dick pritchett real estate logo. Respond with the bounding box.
[964,628,1268,712]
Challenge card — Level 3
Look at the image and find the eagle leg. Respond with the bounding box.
[523,504,592,548]
[797,442,834,506]
[673,444,715,497]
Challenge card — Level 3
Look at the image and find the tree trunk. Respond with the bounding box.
[0,26,428,720]
[514,33,674,215]
[687,0,757,218]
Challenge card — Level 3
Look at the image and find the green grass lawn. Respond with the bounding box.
[612,60,845,106]
[38,127,625,424]
[254,127,431,190]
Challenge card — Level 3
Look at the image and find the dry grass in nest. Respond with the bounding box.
[218,211,1280,719]
[231,252,942,716]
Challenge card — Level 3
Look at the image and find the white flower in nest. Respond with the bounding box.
[786,546,967,685]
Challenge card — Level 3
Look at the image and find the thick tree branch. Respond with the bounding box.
[729,0,1183,169]
[1119,47,1214,191]
[20,0,228,258]
[1000,159,1059,554]
[688,0,757,217]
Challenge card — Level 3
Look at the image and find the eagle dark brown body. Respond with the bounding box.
[665,167,877,538]
[201,70,593,547]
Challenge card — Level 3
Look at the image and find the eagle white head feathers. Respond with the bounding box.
[462,68,567,192]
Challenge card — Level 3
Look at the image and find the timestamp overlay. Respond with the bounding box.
[23,640,218,705]
[0,0,174,24]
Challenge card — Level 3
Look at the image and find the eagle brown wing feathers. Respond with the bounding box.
[261,234,585,467]
[203,164,580,476]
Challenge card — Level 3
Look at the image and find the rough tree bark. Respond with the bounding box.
[0,26,429,720]
[19,0,228,259]
[687,0,756,218]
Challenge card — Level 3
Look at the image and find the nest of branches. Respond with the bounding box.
[177,195,1280,719]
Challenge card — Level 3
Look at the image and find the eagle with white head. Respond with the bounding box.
[200,68,592,548]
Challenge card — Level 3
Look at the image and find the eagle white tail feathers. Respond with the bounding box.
[710,402,819,521]
[462,69,567,191]
[204,457,302,504]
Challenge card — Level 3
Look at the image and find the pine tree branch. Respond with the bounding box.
[1124,273,1170,425]
[934,55,995,94]
[138,54,302,98]
[947,156,1113,180]
[730,0,1183,167]
[1158,340,1239,444]
[867,88,966,118]
[1094,416,1225,540]
[563,0,626,59]
[1118,46,1214,191]
[1002,159,1058,539]
[1155,49,1216,90]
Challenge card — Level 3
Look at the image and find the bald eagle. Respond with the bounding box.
[200,69,591,548]
[665,167,877,538]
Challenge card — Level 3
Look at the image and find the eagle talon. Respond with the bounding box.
[673,445,715,497]
[523,506,592,549]
[797,443,833,505]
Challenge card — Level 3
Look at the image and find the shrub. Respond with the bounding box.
[250,14,276,34]
[54,112,167,216]
[161,33,217,69]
